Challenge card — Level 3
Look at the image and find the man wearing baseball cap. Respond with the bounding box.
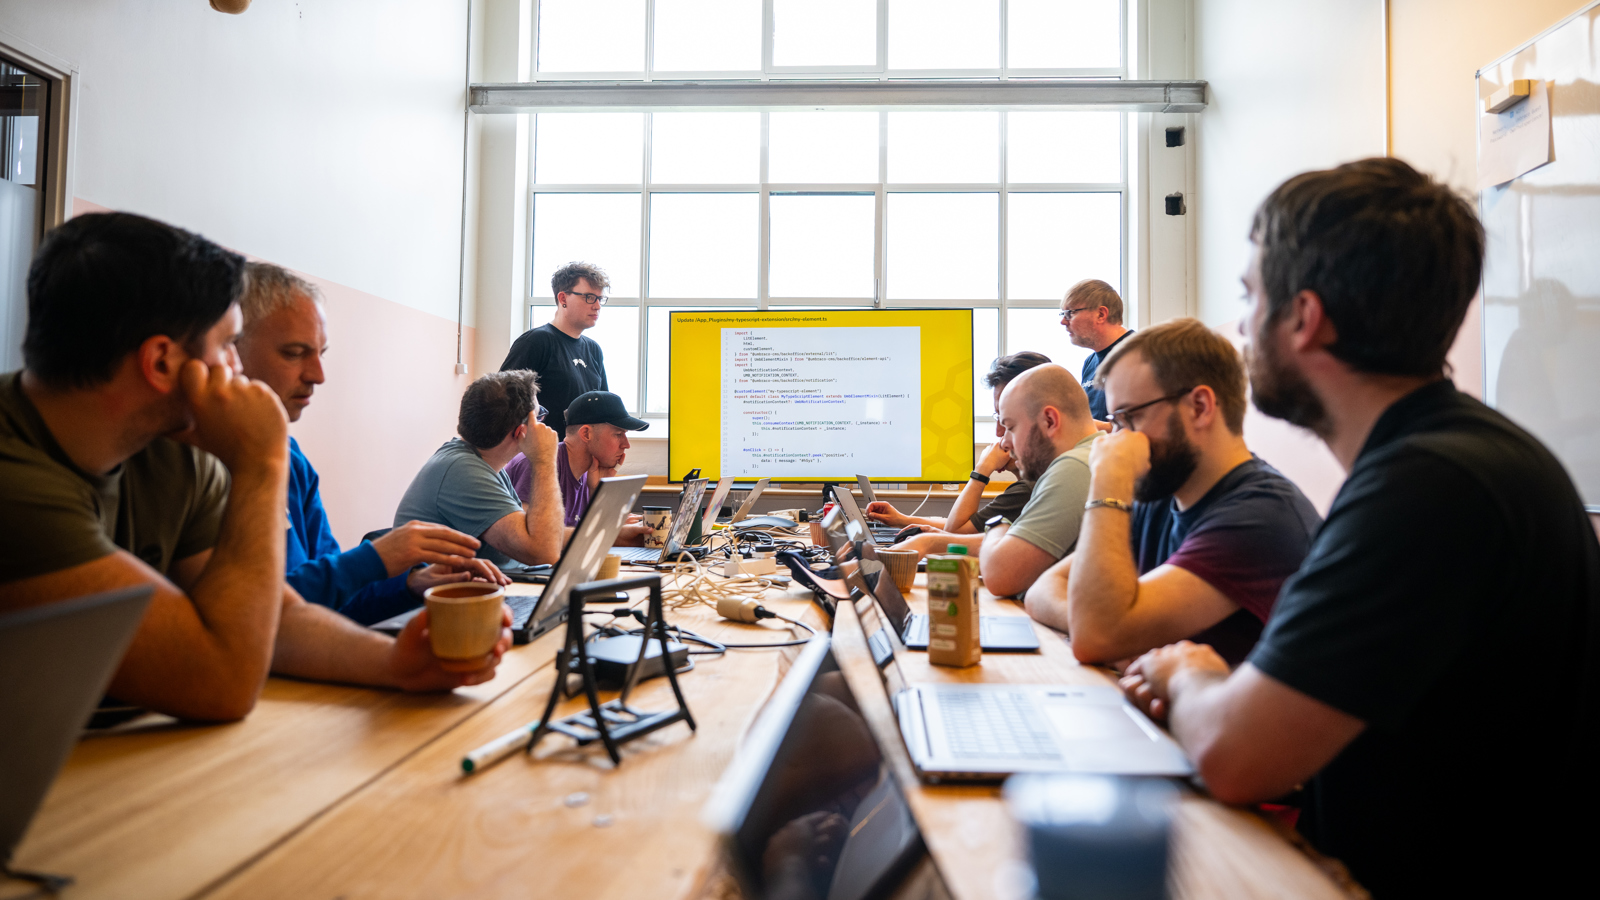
[506,390,648,527]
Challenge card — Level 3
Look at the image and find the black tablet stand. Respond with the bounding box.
[525,575,696,765]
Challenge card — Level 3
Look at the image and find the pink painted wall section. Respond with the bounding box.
[71,198,476,549]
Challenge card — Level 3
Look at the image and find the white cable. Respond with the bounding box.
[907,482,935,518]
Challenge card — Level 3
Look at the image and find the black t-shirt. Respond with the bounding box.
[499,323,607,435]
[1079,330,1132,422]
[966,480,1033,531]
[1246,381,1600,896]
[1130,458,1321,666]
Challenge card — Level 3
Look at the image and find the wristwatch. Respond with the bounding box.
[969,470,991,485]
[984,514,1012,532]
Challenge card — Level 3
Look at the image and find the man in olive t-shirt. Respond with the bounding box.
[1,212,511,722]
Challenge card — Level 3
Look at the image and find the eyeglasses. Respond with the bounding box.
[563,291,608,306]
[1107,388,1194,432]
[536,404,549,423]
[1059,306,1093,321]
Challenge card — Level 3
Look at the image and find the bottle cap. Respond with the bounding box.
[948,544,968,555]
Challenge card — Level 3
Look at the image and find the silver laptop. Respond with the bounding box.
[855,474,877,504]
[831,489,905,546]
[821,506,1038,652]
[373,475,646,644]
[612,477,708,564]
[727,477,770,523]
[832,525,1191,783]
[699,475,735,536]
[3,586,153,890]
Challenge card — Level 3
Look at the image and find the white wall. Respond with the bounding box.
[1193,0,1386,327]
[0,0,470,324]
[1191,0,1387,511]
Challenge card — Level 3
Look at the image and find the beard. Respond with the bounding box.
[1134,408,1201,502]
[1246,320,1330,436]
[1016,426,1059,483]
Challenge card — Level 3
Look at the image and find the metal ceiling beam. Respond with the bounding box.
[470,79,1207,114]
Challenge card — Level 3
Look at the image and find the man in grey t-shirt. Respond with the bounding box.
[394,371,565,567]
[981,364,1102,597]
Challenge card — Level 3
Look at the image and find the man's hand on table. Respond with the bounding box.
[374,520,489,578]
[890,529,951,558]
[1119,640,1229,723]
[407,558,510,595]
[388,606,513,690]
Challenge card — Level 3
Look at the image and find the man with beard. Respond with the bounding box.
[976,364,1102,598]
[1118,159,1599,896]
[1022,318,1320,666]
[1060,278,1132,422]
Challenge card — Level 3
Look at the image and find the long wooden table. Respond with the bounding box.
[5,564,1362,900]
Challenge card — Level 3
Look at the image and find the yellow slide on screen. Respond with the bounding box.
[670,309,973,482]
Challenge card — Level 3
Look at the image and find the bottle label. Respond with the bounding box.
[927,570,960,597]
[929,638,956,651]
[934,623,957,637]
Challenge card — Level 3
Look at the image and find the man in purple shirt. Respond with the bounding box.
[506,391,648,529]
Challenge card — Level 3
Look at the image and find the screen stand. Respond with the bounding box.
[526,575,697,766]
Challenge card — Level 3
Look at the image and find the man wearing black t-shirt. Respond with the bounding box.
[500,262,610,435]
[1118,158,1600,896]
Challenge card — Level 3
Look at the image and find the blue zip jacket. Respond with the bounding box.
[286,438,417,625]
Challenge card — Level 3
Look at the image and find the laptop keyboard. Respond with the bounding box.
[938,690,1061,760]
[507,593,539,630]
[611,546,661,563]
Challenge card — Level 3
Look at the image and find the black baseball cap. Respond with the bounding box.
[565,391,649,431]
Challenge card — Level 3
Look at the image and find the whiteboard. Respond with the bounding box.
[1479,0,1600,511]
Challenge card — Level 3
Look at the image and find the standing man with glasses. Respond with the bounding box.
[1023,318,1321,667]
[1060,278,1133,423]
[500,262,611,437]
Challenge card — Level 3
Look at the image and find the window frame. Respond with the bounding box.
[525,0,1137,428]
[529,0,1127,82]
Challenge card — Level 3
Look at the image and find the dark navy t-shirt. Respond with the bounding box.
[1129,457,1321,666]
[1080,330,1133,422]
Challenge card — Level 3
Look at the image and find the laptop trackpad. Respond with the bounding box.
[1041,701,1154,742]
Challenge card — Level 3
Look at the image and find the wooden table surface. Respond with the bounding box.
[5,566,1362,900]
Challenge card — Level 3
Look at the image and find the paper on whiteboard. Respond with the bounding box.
[1479,79,1553,190]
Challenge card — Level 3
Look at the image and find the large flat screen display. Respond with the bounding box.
[669,308,973,483]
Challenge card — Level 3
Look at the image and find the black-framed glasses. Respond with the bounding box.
[1059,306,1093,321]
[1107,388,1194,432]
[563,290,608,306]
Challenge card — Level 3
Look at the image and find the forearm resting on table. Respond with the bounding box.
[1166,664,1365,805]
[979,527,1056,598]
[269,590,405,688]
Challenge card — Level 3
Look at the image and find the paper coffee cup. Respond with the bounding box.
[423,583,505,660]
[643,506,672,549]
[598,553,622,580]
[875,548,920,594]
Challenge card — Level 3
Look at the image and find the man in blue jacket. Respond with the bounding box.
[237,263,505,624]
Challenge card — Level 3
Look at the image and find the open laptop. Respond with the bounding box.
[835,566,1192,783]
[700,475,735,535]
[821,506,1039,652]
[832,488,904,546]
[724,477,770,524]
[3,586,153,889]
[611,477,708,564]
[704,633,933,900]
[372,475,646,644]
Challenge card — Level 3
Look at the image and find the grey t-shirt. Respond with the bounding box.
[1006,433,1096,559]
[393,438,523,565]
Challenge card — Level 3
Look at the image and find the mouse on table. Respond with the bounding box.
[893,524,937,544]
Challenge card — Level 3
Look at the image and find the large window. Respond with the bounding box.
[526,1,1128,428]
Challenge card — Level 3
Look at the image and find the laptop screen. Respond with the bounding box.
[710,635,928,900]
[530,475,646,628]
[821,506,914,634]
